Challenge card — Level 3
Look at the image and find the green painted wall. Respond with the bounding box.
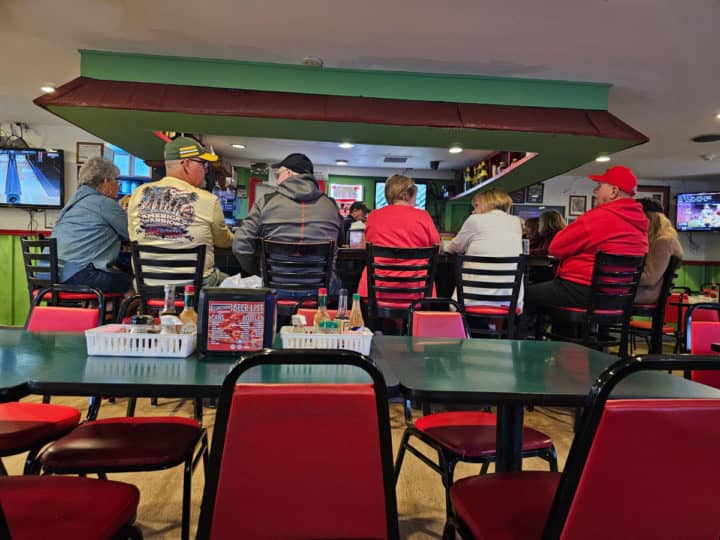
[0,236,31,326]
[80,50,610,110]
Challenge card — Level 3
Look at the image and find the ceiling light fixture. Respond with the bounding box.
[302,56,324,67]
[40,84,56,94]
[595,155,611,162]
[715,113,720,120]
[336,159,348,166]
[448,146,463,154]
[338,142,354,149]
[231,144,246,150]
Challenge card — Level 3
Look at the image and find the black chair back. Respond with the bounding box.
[544,355,720,539]
[20,236,60,304]
[455,254,526,338]
[131,241,206,308]
[260,239,334,294]
[632,255,681,354]
[550,251,644,354]
[366,243,439,331]
[197,349,399,540]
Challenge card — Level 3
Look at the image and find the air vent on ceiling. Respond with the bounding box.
[691,134,720,143]
[383,156,408,164]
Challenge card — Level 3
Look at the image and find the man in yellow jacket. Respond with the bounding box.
[128,137,234,286]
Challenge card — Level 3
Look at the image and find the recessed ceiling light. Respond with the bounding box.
[715,113,720,120]
[40,84,56,94]
[231,144,246,150]
[338,142,354,149]
[336,159,348,166]
[595,155,611,162]
[448,146,463,154]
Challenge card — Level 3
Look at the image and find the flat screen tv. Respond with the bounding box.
[0,148,64,209]
[676,191,720,232]
[375,181,427,210]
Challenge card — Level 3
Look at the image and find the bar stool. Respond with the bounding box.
[20,236,122,322]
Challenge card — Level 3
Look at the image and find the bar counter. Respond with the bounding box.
[215,247,556,296]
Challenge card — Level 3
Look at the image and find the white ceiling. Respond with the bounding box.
[2,0,720,180]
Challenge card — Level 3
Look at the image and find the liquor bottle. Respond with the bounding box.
[314,287,332,330]
[348,293,365,331]
[178,285,198,331]
[464,167,472,190]
[479,161,489,180]
[335,288,350,333]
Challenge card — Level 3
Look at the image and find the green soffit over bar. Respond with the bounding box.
[79,50,610,110]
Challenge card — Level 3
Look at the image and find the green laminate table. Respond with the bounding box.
[0,330,398,400]
[3,330,719,473]
[373,336,720,471]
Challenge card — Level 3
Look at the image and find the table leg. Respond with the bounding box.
[496,403,523,472]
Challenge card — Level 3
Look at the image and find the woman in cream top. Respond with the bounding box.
[446,189,524,309]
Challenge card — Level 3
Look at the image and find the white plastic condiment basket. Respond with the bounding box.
[85,324,196,358]
[279,326,373,355]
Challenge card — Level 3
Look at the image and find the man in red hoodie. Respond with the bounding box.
[523,166,649,330]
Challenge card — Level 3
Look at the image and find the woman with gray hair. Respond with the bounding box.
[50,155,132,293]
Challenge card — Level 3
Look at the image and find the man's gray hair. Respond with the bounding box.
[78,156,120,188]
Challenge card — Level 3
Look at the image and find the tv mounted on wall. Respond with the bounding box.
[375,181,427,210]
[0,148,65,209]
[676,191,720,232]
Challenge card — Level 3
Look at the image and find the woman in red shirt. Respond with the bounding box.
[356,174,440,297]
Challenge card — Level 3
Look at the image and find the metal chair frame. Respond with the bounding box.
[628,255,682,354]
[545,251,645,356]
[455,254,527,338]
[447,354,720,539]
[366,243,439,333]
[20,235,120,321]
[196,349,399,540]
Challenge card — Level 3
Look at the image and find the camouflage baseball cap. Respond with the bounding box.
[164,136,218,162]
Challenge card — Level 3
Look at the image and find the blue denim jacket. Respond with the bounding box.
[51,185,129,281]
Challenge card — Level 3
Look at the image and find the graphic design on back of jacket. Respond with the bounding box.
[135,186,198,240]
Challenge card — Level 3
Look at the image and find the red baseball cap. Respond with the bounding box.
[588,166,637,196]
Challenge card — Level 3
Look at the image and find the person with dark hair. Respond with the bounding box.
[530,209,566,256]
[232,153,343,291]
[343,201,368,242]
[51,156,132,293]
[634,198,683,303]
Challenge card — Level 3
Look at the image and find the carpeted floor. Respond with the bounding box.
[2,393,576,539]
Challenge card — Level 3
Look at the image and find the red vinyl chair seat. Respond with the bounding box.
[410,312,467,338]
[147,298,185,309]
[0,402,80,452]
[205,382,392,540]
[464,305,521,316]
[33,289,122,301]
[25,306,101,332]
[450,471,560,540]
[552,306,623,316]
[415,412,554,457]
[0,475,139,540]
[39,416,202,471]
[689,321,720,388]
[296,308,338,322]
[629,319,676,334]
[377,299,417,309]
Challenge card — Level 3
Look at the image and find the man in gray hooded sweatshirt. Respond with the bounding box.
[232,153,343,291]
